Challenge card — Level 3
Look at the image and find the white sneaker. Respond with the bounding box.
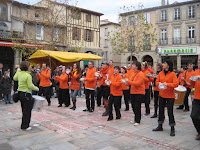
[26,127,32,131]
[133,123,140,126]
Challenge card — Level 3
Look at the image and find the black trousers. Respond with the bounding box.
[154,91,159,108]
[101,86,110,100]
[85,89,95,110]
[38,86,51,104]
[19,92,34,129]
[183,88,191,110]
[108,94,121,118]
[191,100,200,134]
[158,97,176,126]
[144,89,150,114]
[97,86,102,106]
[0,88,2,99]
[130,94,143,123]
[58,88,70,106]
[123,90,130,110]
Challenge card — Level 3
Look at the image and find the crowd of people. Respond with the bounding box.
[1,58,200,140]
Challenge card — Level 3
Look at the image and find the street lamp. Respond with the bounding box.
[155,46,161,63]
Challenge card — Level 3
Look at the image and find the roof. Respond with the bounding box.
[13,1,44,9]
[100,22,120,27]
[120,0,199,16]
[35,0,104,16]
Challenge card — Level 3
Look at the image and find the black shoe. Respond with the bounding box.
[116,116,121,120]
[8,102,13,104]
[107,117,113,121]
[170,127,175,136]
[176,105,184,109]
[124,109,129,111]
[70,106,74,109]
[65,105,69,107]
[195,134,200,140]
[89,108,94,112]
[48,103,51,106]
[83,109,89,112]
[152,125,163,131]
[58,105,62,107]
[183,108,189,112]
[144,113,150,116]
[97,105,101,107]
[5,102,8,104]
[72,107,76,110]
[151,114,157,118]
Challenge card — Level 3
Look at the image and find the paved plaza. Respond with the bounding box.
[0,96,199,150]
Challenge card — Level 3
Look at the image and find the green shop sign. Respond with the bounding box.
[161,47,197,54]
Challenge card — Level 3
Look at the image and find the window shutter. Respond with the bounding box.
[91,30,94,42]
[72,27,75,40]
[41,26,44,40]
[78,28,81,40]
[84,29,86,41]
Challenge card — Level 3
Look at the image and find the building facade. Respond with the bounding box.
[100,19,121,66]
[120,0,200,69]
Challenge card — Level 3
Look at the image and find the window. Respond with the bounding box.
[161,10,167,22]
[173,28,180,44]
[174,8,180,20]
[129,15,137,26]
[105,28,108,36]
[144,13,151,24]
[144,34,151,50]
[188,6,195,18]
[72,10,81,20]
[35,10,40,18]
[72,27,81,40]
[105,39,108,47]
[85,29,91,41]
[0,2,7,21]
[53,28,58,41]
[36,25,43,40]
[86,14,91,22]
[161,29,167,44]
[128,36,135,51]
[188,26,195,43]
[104,51,108,61]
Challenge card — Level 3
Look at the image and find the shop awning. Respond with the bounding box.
[0,41,44,48]
[29,50,102,66]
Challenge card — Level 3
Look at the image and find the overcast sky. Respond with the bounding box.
[16,0,188,22]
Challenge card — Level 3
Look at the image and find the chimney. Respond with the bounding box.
[161,0,165,6]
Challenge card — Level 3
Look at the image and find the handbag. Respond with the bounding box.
[12,91,20,103]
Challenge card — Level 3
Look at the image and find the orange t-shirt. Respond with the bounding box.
[154,71,161,91]
[191,69,200,100]
[69,72,81,90]
[178,73,185,85]
[37,69,51,87]
[99,67,111,86]
[128,70,145,95]
[56,73,68,89]
[156,70,178,98]
[142,69,150,89]
[109,66,114,76]
[85,67,96,90]
[110,73,123,96]
[182,70,195,89]
[121,73,129,90]
[127,69,134,76]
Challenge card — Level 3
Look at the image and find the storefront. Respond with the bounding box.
[160,47,198,69]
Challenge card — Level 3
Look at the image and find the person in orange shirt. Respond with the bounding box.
[107,66,123,121]
[69,63,81,110]
[120,67,130,111]
[127,63,134,76]
[109,60,114,76]
[55,66,70,107]
[37,63,51,106]
[190,58,200,140]
[177,67,185,86]
[99,61,111,116]
[96,63,103,106]
[151,63,162,118]
[153,59,178,136]
[141,62,151,116]
[177,63,194,111]
[126,61,145,126]
[82,61,96,112]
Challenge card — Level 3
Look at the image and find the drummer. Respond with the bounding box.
[190,58,200,140]
[153,59,178,136]
[177,63,195,111]
[55,66,70,107]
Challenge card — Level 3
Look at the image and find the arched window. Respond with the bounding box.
[0,2,8,21]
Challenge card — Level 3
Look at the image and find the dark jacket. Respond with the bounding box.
[0,77,12,95]
[13,71,18,92]
[31,69,39,86]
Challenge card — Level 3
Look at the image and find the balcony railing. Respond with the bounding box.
[161,18,167,22]
[188,15,195,19]
[174,16,180,20]
[187,37,196,43]
[143,44,151,50]
[173,37,181,44]
[0,30,24,39]
[160,39,168,45]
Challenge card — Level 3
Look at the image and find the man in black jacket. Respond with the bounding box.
[0,63,4,100]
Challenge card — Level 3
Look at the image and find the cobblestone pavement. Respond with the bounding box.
[0,95,199,150]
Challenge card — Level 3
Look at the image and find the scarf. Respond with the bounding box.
[72,69,77,76]
[102,67,109,75]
